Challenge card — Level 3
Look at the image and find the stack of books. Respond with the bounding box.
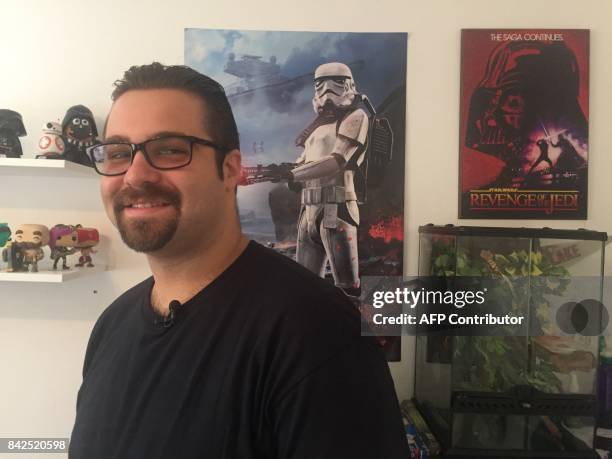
[400,400,441,459]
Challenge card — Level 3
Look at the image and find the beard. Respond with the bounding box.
[112,183,182,253]
[117,215,178,252]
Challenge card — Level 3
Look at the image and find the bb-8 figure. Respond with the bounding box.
[36,121,65,159]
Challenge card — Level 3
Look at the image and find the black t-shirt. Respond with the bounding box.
[69,240,409,458]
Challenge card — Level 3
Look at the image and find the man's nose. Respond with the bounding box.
[123,149,162,186]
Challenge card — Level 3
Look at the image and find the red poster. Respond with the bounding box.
[459,29,589,219]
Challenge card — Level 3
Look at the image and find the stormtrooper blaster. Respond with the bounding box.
[239,162,297,186]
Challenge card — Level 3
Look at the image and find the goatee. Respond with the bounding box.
[112,183,181,253]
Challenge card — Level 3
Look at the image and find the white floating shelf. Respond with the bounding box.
[0,264,105,283]
[0,158,97,178]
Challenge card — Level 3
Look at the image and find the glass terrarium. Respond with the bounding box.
[414,225,607,458]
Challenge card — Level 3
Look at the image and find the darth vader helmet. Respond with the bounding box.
[465,41,586,162]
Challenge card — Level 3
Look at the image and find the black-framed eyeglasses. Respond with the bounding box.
[86,135,229,176]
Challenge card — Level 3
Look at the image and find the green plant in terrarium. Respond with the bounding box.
[429,238,570,393]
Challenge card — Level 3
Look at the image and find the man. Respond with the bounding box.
[69,62,408,459]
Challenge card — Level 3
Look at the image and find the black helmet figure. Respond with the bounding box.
[0,109,27,158]
[62,105,98,167]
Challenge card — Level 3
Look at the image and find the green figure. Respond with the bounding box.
[0,223,10,247]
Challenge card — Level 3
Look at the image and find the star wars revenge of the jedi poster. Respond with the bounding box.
[185,29,407,360]
[459,29,589,219]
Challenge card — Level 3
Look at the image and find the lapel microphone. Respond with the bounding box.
[154,300,182,328]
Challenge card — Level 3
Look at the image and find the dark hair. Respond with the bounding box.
[111,62,239,179]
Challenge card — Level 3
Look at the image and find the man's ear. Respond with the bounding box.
[222,149,242,191]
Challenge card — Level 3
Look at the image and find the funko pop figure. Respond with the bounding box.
[49,224,78,270]
[74,225,99,267]
[62,105,98,167]
[0,223,10,247]
[2,242,24,272]
[13,224,50,272]
[0,109,26,158]
[36,121,66,160]
[1,223,25,272]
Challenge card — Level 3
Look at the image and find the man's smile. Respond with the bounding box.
[122,201,174,217]
[112,182,182,219]
[123,200,171,209]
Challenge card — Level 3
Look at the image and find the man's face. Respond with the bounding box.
[101,88,237,254]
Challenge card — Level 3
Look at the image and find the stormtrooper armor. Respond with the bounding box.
[291,62,369,293]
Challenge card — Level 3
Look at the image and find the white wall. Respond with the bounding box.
[2,0,612,454]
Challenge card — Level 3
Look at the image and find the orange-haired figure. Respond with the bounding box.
[74,226,99,267]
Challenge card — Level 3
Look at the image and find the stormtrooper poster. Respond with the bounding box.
[459,29,589,219]
[185,29,407,360]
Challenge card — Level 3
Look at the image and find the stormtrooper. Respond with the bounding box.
[286,62,369,296]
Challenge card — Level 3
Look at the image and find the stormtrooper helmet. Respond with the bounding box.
[312,62,358,115]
